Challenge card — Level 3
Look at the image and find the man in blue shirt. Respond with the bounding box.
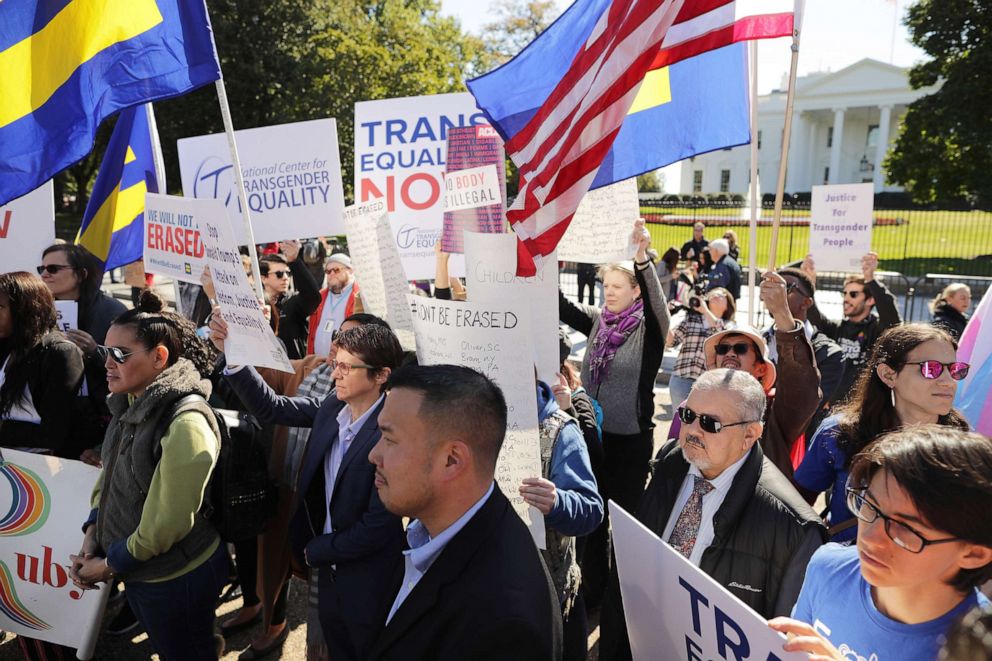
[769,426,992,660]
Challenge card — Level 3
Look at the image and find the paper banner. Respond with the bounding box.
[142,193,210,285]
[54,301,78,334]
[808,183,874,272]
[557,178,639,264]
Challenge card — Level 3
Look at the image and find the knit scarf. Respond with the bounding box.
[587,299,644,387]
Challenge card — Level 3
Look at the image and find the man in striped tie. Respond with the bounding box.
[599,369,826,660]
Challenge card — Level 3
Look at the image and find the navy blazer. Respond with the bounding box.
[224,367,404,660]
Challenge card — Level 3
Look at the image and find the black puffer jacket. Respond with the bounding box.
[932,302,968,340]
[599,441,826,660]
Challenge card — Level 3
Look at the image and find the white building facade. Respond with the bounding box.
[678,59,940,195]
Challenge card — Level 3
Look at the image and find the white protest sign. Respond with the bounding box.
[0,182,55,275]
[463,232,560,385]
[200,210,294,373]
[809,183,874,272]
[407,295,546,548]
[0,451,108,658]
[54,301,78,334]
[354,93,489,279]
[443,164,501,212]
[143,193,210,284]
[178,118,346,244]
[610,501,805,661]
[342,200,416,350]
[558,178,639,264]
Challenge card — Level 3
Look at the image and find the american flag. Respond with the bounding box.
[504,0,800,276]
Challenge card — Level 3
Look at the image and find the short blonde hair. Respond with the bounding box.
[597,263,637,287]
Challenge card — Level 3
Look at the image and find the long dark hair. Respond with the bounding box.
[836,323,969,466]
[0,272,58,417]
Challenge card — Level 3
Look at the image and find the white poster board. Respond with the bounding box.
[54,301,78,334]
[407,295,546,548]
[142,193,211,284]
[610,501,804,661]
[463,232,560,385]
[0,182,55,275]
[557,178,639,264]
[178,118,346,244]
[199,208,293,373]
[808,183,874,272]
[443,164,501,212]
[342,200,416,350]
[0,450,108,658]
[354,93,489,279]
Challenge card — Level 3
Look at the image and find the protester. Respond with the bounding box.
[367,364,562,660]
[704,238,742,301]
[307,254,363,356]
[667,287,736,406]
[211,317,405,661]
[259,241,322,360]
[576,262,598,306]
[523,378,603,661]
[600,369,826,660]
[770,426,992,661]
[655,247,684,303]
[803,251,902,403]
[795,324,970,541]
[433,246,466,301]
[930,282,971,340]
[70,290,227,660]
[722,230,740,262]
[0,271,85,458]
[679,222,708,269]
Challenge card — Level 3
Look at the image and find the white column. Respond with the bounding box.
[828,107,845,184]
[785,111,805,192]
[873,105,893,192]
[805,118,818,188]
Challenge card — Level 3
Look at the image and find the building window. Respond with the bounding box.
[693,170,703,193]
[827,127,834,148]
[867,124,879,149]
[757,130,762,149]
[720,170,731,192]
[823,166,830,184]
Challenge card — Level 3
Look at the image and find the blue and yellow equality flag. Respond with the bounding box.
[0,0,220,207]
[466,0,750,189]
[77,105,158,271]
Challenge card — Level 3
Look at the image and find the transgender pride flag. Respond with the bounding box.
[955,287,992,435]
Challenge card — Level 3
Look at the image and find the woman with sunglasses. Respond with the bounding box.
[795,324,970,542]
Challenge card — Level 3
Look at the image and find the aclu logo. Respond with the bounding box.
[193,157,238,210]
[396,225,440,251]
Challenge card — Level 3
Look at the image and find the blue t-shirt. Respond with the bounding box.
[792,544,988,661]
[794,416,854,542]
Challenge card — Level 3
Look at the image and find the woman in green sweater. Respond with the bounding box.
[70,290,226,660]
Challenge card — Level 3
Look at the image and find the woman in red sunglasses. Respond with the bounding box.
[795,324,970,541]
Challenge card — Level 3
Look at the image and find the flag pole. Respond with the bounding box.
[213,78,266,303]
[143,103,185,312]
[767,3,803,272]
[747,41,759,328]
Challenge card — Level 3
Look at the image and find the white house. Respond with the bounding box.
[677,59,941,195]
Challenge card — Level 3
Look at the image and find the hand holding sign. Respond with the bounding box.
[768,617,845,660]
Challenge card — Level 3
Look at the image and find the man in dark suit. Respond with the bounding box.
[367,365,563,661]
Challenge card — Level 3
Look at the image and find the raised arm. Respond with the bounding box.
[633,220,671,342]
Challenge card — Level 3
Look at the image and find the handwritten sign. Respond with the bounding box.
[557,178,639,264]
[808,183,874,272]
[610,502,804,661]
[0,182,55,276]
[464,232,560,386]
[143,193,209,284]
[54,301,78,334]
[199,203,293,373]
[343,200,416,350]
[408,295,546,548]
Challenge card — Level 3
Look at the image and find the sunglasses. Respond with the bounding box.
[785,281,811,297]
[268,270,291,279]
[677,406,756,434]
[714,342,752,356]
[96,345,149,364]
[843,289,865,299]
[325,266,345,275]
[36,264,74,275]
[903,360,970,381]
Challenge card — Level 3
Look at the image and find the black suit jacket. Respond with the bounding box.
[368,486,563,661]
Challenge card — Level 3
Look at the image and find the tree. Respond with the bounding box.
[482,0,558,63]
[637,171,662,193]
[886,0,992,205]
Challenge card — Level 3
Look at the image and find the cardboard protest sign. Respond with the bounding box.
[200,211,293,373]
[142,193,210,284]
[354,93,489,279]
[0,182,55,275]
[0,450,108,658]
[54,301,78,334]
[558,178,639,264]
[342,200,416,350]
[463,232,560,386]
[610,501,805,661]
[407,295,546,548]
[178,118,346,244]
[809,183,874,272]
[441,126,506,253]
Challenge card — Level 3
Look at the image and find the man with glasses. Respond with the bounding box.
[259,242,322,360]
[308,254,364,357]
[770,425,992,661]
[599,369,826,660]
[802,251,901,403]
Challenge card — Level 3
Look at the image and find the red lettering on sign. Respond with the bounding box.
[401,173,440,211]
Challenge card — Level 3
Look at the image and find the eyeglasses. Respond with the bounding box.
[329,359,376,376]
[325,267,345,275]
[96,345,149,364]
[36,264,73,275]
[903,360,970,381]
[843,289,865,299]
[677,406,757,434]
[268,270,291,279]
[846,488,959,554]
[714,342,752,356]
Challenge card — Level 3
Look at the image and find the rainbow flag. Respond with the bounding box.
[955,287,992,435]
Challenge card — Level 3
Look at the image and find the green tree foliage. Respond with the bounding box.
[482,0,558,63]
[886,0,992,205]
[637,171,661,193]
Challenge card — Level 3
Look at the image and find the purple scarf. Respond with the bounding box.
[588,299,644,387]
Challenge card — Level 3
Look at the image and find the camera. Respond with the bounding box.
[669,276,709,315]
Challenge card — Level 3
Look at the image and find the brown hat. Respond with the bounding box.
[702,327,777,392]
